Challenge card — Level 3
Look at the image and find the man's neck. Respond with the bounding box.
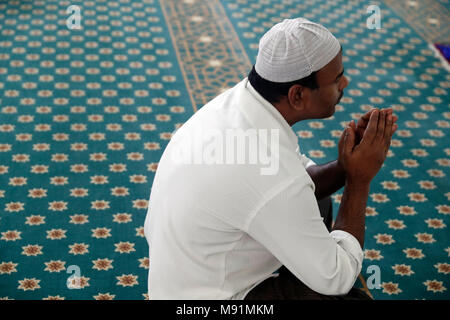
[272,101,300,127]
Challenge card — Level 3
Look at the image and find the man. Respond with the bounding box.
[144,18,398,300]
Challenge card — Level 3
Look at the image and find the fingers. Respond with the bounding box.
[384,113,393,149]
[392,115,398,134]
[383,109,398,135]
[349,120,361,144]
[392,123,398,135]
[386,111,398,134]
[375,110,387,142]
[360,108,396,124]
[338,125,346,151]
[358,108,394,131]
[344,125,355,154]
[353,108,398,146]
[357,109,375,129]
[361,108,379,144]
[362,108,376,121]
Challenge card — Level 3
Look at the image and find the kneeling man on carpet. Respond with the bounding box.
[144,18,398,300]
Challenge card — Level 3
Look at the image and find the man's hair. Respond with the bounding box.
[248,65,319,104]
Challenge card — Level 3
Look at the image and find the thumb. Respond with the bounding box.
[345,126,355,153]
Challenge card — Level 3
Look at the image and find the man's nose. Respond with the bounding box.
[340,76,349,90]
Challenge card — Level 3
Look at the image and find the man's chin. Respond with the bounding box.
[328,104,337,117]
[321,108,335,119]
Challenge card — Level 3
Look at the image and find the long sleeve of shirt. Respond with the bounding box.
[246,173,363,296]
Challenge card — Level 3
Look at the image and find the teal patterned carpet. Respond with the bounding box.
[0,0,449,300]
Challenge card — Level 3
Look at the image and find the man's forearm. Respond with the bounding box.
[306,160,346,200]
[332,180,370,248]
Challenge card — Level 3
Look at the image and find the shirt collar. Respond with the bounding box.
[244,78,300,153]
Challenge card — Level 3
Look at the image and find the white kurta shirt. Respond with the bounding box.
[144,78,363,300]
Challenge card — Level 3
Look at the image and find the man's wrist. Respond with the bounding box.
[346,177,371,191]
[335,159,347,180]
[336,159,344,172]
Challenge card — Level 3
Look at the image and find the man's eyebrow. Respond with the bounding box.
[335,68,344,81]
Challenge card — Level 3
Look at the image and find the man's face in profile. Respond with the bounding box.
[307,49,349,119]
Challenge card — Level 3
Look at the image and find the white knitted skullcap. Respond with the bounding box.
[255,18,341,83]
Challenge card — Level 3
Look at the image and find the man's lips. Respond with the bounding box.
[337,91,343,103]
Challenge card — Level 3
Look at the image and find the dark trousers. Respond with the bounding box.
[244,196,372,300]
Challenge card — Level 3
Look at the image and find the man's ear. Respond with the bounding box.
[287,84,306,111]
